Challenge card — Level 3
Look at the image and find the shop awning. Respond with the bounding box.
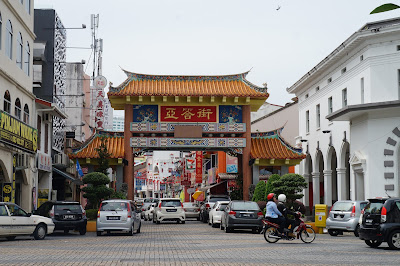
[218,173,238,180]
[198,181,227,192]
[53,167,83,185]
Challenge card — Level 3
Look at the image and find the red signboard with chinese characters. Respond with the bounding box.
[160,106,217,122]
[196,151,203,184]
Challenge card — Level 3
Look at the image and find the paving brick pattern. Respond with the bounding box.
[0,220,399,265]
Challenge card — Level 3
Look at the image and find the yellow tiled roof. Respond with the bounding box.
[69,131,124,159]
[107,71,268,98]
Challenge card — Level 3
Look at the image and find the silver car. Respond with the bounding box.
[153,198,185,224]
[96,200,141,236]
[326,200,367,237]
[183,202,200,220]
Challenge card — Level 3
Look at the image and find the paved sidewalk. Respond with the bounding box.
[0,220,398,265]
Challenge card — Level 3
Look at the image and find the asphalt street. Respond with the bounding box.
[0,219,399,265]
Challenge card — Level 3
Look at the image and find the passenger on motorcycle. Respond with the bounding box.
[277,194,296,236]
[265,193,286,234]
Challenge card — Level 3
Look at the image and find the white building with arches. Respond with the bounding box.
[0,0,36,211]
[288,17,400,211]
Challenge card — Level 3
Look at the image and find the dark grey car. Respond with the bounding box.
[220,201,263,233]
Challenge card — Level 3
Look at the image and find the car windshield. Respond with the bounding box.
[219,204,228,211]
[100,202,128,211]
[332,202,353,211]
[161,200,181,207]
[54,204,81,211]
[232,202,259,211]
[144,198,157,203]
[209,197,229,202]
[364,201,384,214]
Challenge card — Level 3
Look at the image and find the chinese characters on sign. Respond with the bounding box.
[161,106,217,122]
[196,151,203,184]
[95,89,105,129]
[37,152,52,172]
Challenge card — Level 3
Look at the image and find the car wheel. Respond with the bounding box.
[144,217,147,221]
[79,227,86,235]
[181,221,185,224]
[224,222,232,233]
[387,230,400,250]
[34,224,47,240]
[177,220,180,224]
[153,215,156,223]
[365,240,382,248]
[128,224,134,236]
[136,223,141,234]
[96,231,101,236]
[156,220,160,224]
[6,236,16,241]
[252,228,259,234]
[328,229,340,236]
[354,224,360,237]
[64,229,69,234]
[220,222,224,230]
[197,216,200,221]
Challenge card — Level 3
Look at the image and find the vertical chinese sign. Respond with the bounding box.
[196,151,203,184]
[94,76,107,129]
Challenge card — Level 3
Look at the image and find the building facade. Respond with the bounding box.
[0,0,36,211]
[112,115,124,131]
[287,18,400,209]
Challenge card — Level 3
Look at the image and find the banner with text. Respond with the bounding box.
[161,106,217,122]
[196,151,203,184]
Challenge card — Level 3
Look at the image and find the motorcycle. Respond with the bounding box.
[262,211,316,243]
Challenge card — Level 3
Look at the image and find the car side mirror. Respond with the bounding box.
[27,213,32,217]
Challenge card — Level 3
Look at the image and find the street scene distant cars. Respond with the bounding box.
[153,198,185,224]
[220,200,263,233]
[183,202,200,220]
[144,203,156,221]
[199,195,230,223]
[0,202,54,240]
[208,201,229,227]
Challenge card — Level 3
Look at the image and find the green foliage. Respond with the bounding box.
[371,3,400,14]
[230,175,243,200]
[265,174,281,195]
[271,173,307,208]
[252,181,267,202]
[82,172,114,209]
[95,136,111,175]
[85,209,98,221]
[110,190,127,199]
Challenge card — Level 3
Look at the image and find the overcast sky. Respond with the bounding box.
[35,0,397,115]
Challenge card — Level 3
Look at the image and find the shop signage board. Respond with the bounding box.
[226,155,238,173]
[37,152,52,172]
[161,106,217,122]
[2,183,12,202]
[0,111,38,153]
[196,151,203,183]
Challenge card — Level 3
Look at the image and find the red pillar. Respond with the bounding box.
[124,104,134,200]
[242,105,251,200]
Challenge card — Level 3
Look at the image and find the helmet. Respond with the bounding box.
[278,194,286,203]
[267,193,275,201]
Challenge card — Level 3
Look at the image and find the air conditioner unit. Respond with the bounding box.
[42,113,52,123]
[15,153,30,169]
[53,154,62,164]
[66,139,73,148]
[62,153,70,165]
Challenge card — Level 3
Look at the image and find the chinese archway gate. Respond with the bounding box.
[107,70,269,200]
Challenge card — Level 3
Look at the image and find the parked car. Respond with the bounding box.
[96,199,141,236]
[34,201,87,235]
[326,200,367,237]
[208,201,230,227]
[183,202,200,220]
[0,202,54,240]
[200,195,230,223]
[153,198,185,224]
[144,203,156,221]
[220,200,263,233]
[359,197,400,249]
[141,202,153,219]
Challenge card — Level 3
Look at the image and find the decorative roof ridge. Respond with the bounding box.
[251,128,283,138]
[276,131,304,155]
[71,130,124,154]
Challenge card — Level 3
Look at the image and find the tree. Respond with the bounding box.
[371,3,400,14]
[272,173,307,208]
[265,174,280,195]
[230,175,243,200]
[82,172,114,209]
[252,181,266,202]
[95,135,111,175]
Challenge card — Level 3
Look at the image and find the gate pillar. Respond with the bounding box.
[124,104,134,200]
[242,105,251,200]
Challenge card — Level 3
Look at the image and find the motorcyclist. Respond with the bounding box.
[265,193,286,235]
[277,194,296,237]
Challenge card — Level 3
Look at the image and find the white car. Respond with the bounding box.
[208,201,230,227]
[153,198,185,224]
[144,203,156,221]
[0,202,55,240]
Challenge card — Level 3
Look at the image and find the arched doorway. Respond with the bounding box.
[327,146,338,205]
[304,154,313,212]
[339,142,351,200]
[315,150,324,204]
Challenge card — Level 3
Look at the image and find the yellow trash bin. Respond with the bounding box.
[315,204,328,232]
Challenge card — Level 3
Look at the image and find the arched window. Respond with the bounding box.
[16,32,23,69]
[23,104,29,124]
[4,91,11,114]
[6,20,12,59]
[15,98,21,119]
[0,12,2,50]
[24,41,30,75]
[25,0,31,14]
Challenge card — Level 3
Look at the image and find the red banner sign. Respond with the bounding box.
[160,106,217,122]
[196,151,203,184]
